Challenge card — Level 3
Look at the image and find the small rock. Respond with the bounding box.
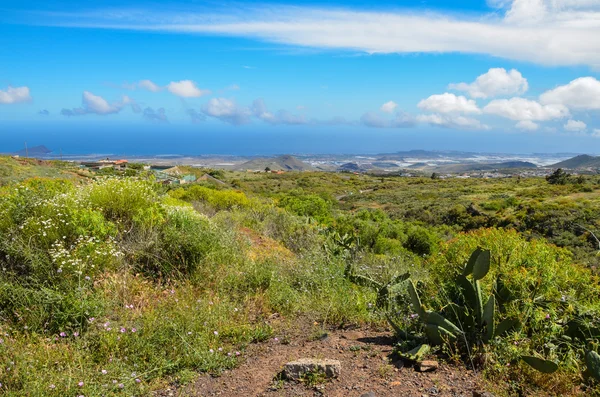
[360,392,376,397]
[473,392,495,397]
[283,358,341,380]
[416,360,439,372]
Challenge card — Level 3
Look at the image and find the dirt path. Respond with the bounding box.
[156,323,491,397]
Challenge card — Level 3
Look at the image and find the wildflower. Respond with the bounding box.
[188,331,192,335]
[209,349,214,353]
[49,384,56,389]
[545,314,551,319]
[101,369,107,375]
[57,268,63,273]
[85,276,91,281]
[274,337,279,342]
[214,331,218,336]
[78,381,84,387]
[118,383,124,389]
[73,332,79,337]
[112,380,117,384]
[218,347,223,352]
[60,332,67,337]
[135,379,141,383]
[88,317,95,323]
[120,328,126,333]
[0,338,3,343]
[131,328,137,333]
[227,352,232,356]
[561,295,567,302]
[235,351,241,356]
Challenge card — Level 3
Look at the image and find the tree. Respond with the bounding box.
[546,168,570,185]
[431,172,440,180]
[264,167,271,173]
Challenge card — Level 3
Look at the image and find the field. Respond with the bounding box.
[0,157,599,396]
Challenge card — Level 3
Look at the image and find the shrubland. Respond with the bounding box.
[0,162,599,396]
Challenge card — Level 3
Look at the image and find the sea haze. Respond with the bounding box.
[0,122,597,156]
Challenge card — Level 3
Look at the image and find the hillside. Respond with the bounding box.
[236,155,313,171]
[0,156,80,184]
[552,154,600,169]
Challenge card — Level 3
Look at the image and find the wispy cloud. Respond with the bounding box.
[25,1,600,67]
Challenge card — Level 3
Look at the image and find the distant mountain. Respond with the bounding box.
[338,162,362,172]
[236,155,313,171]
[14,145,52,157]
[371,161,399,168]
[552,154,600,169]
[439,161,537,173]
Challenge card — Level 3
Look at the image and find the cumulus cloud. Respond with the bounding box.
[418,93,480,114]
[515,120,538,131]
[380,101,398,114]
[38,109,49,116]
[539,77,600,110]
[483,97,569,121]
[417,114,488,130]
[142,107,168,123]
[361,111,415,128]
[593,129,600,137]
[202,97,251,125]
[36,1,600,67]
[449,68,528,99]
[564,119,587,132]
[186,109,206,123]
[0,86,31,104]
[61,91,131,116]
[167,80,210,98]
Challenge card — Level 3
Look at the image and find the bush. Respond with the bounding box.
[405,226,438,256]
[170,185,250,211]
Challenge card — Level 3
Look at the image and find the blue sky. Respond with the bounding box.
[1,0,600,154]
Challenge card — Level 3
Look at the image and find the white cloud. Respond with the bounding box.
[0,86,31,104]
[449,68,528,99]
[251,99,307,125]
[40,2,600,67]
[418,93,480,114]
[483,97,569,121]
[62,91,131,116]
[167,80,210,98]
[138,79,162,92]
[82,91,120,114]
[361,111,415,128]
[516,120,539,131]
[564,119,587,132]
[380,101,398,114]
[593,129,600,137]
[539,77,600,110]
[201,97,250,125]
[416,114,488,130]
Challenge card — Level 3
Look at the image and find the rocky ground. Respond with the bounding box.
[155,320,494,397]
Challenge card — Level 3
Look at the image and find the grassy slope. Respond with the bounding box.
[0,163,599,396]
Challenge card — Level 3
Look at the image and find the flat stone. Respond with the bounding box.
[416,360,439,372]
[283,358,341,380]
[473,392,495,397]
[361,392,376,397]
